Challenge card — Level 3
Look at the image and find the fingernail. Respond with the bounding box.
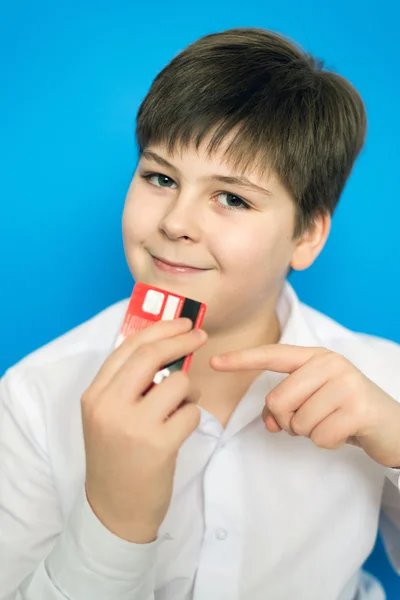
[180,318,193,326]
[194,329,207,341]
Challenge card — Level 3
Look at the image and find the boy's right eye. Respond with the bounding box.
[142,172,178,189]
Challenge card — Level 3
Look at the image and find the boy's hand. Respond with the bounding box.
[81,318,207,544]
[211,345,400,468]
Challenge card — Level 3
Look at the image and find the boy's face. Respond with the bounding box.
[122,137,326,334]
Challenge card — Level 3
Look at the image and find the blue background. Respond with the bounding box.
[1,0,399,595]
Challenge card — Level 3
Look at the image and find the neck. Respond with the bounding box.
[188,290,281,398]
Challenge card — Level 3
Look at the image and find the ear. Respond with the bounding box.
[290,213,331,271]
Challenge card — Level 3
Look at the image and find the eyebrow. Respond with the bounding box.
[141,150,272,196]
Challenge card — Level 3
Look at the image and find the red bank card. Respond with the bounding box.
[115,282,207,385]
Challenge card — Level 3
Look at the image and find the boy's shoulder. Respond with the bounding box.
[300,300,400,398]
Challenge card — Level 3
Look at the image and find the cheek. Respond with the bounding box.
[122,184,161,243]
[214,217,294,278]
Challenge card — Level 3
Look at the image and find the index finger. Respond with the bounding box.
[210,344,327,373]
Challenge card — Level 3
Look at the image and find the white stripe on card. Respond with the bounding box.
[162,295,180,320]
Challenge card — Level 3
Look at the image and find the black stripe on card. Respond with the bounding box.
[178,298,201,326]
[162,298,201,374]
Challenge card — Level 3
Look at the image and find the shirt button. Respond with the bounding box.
[215,528,228,541]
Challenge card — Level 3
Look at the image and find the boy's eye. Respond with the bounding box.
[217,192,250,211]
[141,173,250,210]
[143,172,177,188]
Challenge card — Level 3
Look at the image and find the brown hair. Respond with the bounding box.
[135,28,367,236]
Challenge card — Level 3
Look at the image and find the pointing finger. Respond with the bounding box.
[211,344,328,373]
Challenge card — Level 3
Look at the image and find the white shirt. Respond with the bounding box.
[1,282,400,600]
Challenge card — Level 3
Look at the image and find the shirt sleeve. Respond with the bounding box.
[0,370,158,600]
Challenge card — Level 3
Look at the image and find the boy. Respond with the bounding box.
[1,27,400,600]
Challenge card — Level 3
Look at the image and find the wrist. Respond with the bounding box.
[85,489,159,543]
[88,512,159,545]
[104,521,159,544]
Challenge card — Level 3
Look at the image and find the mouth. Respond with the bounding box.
[150,254,210,275]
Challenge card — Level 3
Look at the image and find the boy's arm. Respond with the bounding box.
[0,370,157,600]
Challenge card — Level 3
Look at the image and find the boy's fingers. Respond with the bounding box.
[106,328,207,406]
[262,408,282,432]
[264,357,331,415]
[211,344,328,373]
[89,318,193,394]
[144,370,201,421]
[164,397,202,447]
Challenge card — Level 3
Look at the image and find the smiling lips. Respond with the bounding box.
[151,254,209,274]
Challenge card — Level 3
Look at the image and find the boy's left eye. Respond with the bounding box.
[141,173,250,210]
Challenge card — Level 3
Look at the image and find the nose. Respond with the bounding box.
[160,195,201,242]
